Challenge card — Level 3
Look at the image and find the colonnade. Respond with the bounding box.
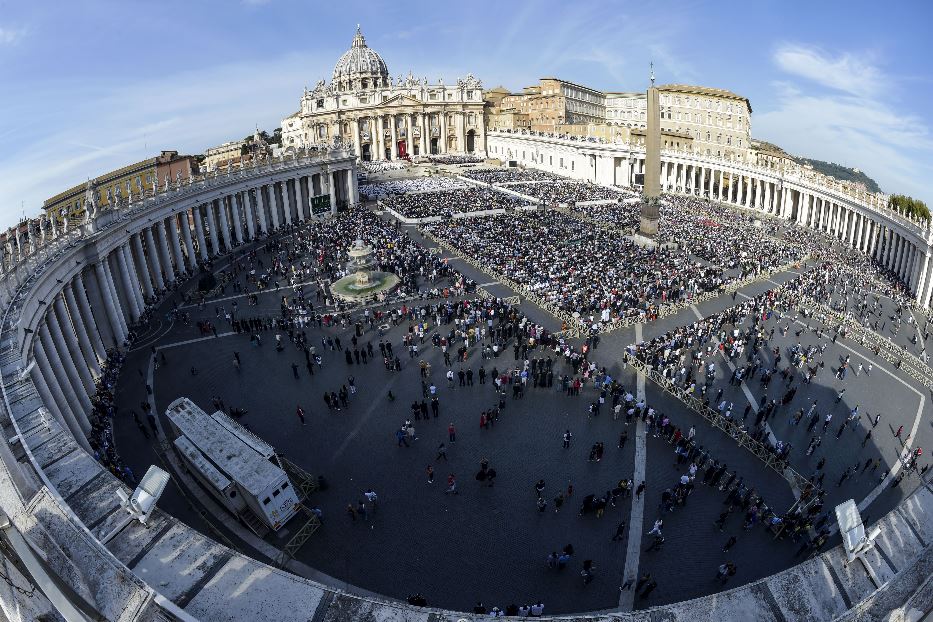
[649,158,933,306]
[489,131,933,308]
[25,162,359,449]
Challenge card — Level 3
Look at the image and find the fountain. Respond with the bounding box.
[330,238,400,301]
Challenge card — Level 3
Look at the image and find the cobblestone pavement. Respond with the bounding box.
[111,214,933,615]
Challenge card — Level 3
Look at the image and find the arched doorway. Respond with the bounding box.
[384,145,391,160]
[466,130,475,154]
[361,144,371,162]
[430,138,439,155]
[397,140,408,159]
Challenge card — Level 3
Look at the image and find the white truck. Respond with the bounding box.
[166,397,300,534]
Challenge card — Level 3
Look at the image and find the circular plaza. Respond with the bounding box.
[103,162,933,616]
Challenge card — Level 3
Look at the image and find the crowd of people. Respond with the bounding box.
[382,187,531,220]
[425,155,485,165]
[463,168,562,185]
[507,181,635,205]
[424,210,731,326]
[359,160,406,174]
[89,349,138,486]
[361,177,468,201]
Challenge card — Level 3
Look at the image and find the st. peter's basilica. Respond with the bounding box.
[280,26,486,161]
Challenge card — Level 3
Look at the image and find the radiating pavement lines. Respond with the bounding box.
[619,322,647,612]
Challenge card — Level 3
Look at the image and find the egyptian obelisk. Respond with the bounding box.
[640,64,661,239]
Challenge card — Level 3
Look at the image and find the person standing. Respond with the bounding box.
[448,423,457,443]
[445,474,458,495]
[722,535,737,552]
[562,429,573,449]
[426,465,435,483]
[715,562,737,584]
[611,521,627,541]
[635,480,646,499]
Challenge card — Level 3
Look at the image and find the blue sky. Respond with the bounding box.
[1,0,931,229]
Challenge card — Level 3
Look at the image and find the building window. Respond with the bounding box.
[316,99,324,109]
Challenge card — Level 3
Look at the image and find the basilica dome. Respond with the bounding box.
[332,26,389,90]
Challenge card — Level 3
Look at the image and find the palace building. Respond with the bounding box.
[281,26,486,161]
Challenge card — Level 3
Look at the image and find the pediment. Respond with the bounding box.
[373,94,424,109]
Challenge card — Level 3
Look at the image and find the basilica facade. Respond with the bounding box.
[281,27,486,161]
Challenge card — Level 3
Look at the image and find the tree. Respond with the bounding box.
[887,194,930,221]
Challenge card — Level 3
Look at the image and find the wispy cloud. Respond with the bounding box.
[0,26,27,45]
[756,43,933,203]
[773,44,884,98]
[0,52,325,228]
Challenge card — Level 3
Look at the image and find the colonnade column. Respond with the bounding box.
[179,211,196,269]
[230,195,244,244]
[241,191,256,239]
[280,182,291,226]
[121,243,146,315]
[915,253,931,303]
[62,282,100,378]
[52,294,95,395]
[44,309,93,416]
[155,221,175,284]
[143,227,165,290]
[193,206,209,261]
[102,256,129,337]
[114,244,141,322]
[269,186,281,230]
[295,178,306,222]
[217,198,232,250]
[32,337,90,451]
[74,271,107,363]
[206,201,221,255]
[256,187,269,234]
[131,234,154,299]
[167,216,185,273]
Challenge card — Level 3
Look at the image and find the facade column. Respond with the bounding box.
[52,294,95,395]
[736,175,744,206]
[206,200,221,254]
[167,215,185,272]
[114,244,141,322]
[74,272,107,362]
[33,337,90,450]
[179,210,196,269]
[389,114,398,160]
[420,114,428,156]
[327,171,337,215]
[440,111,448,154]
[131,234,154,299]
[44,310,93,415]
[352,118,361,160]
[193,205,209,261]
[143,227,165,290]
[347,164,358,205]
[256,187,269,234]
[63,282,100,377]
[156,220,175,283]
